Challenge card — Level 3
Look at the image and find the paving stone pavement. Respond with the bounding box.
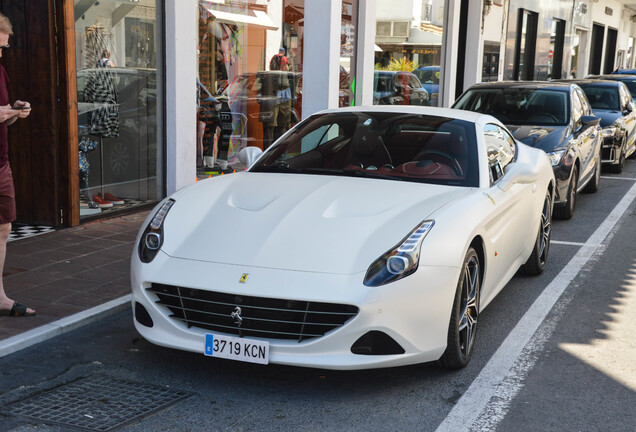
[0,210,150,341]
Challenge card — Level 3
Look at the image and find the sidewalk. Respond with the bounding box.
[0,209,150,353]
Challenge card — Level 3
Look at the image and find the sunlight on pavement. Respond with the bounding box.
[559,260,636,392]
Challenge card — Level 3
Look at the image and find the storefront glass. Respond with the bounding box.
[373,0,444,107]
[196,0,305,175]
[74,0,162,218]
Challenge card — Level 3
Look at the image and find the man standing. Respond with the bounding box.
[0,13,34,317]
[269,47,289,71]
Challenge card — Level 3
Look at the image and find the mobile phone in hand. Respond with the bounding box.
[12,105,29,110]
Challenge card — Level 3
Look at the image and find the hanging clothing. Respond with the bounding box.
[84,66,120,138]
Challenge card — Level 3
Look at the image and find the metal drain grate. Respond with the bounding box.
[3,375,192,431]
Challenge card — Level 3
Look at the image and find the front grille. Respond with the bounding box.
[149,284,359,342]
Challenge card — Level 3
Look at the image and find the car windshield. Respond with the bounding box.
[250,112,479,187]
[454,88,570,126]
[615,78,636,98]
[580,85,620,111]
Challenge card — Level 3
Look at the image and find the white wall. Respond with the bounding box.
[357,0,377,106]
[376,0,414,21]
[301,0,342,117]
[165,0,197,194]
[587,0,636,70]
[439,0,460,106]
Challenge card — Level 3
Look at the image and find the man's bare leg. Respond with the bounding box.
[0,222,35,313]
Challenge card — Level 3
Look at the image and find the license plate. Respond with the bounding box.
[204,333,269,365]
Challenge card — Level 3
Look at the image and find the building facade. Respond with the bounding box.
[3,0,636,227]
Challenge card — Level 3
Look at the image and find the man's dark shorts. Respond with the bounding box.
[0,162,16,224]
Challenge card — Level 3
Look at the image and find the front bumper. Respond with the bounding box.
[551,159,574,206]
[131,251,460,370]
[601,136,622,165]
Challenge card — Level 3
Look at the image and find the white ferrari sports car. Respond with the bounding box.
[131,106,555,370]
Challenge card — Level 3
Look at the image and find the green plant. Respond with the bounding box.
[388,57,415,72]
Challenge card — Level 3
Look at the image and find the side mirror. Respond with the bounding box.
[581,115,601,127]
[238,146,263,170]
[497,162,540,192]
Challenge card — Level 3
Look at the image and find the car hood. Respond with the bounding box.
[162,172,470,274]
[505,125,568,152]
[592,109,621,128]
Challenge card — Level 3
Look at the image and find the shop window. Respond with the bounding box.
[196,0,305,177]
[374,2,444,107]
[75,0,162,218]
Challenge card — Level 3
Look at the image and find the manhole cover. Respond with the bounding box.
[3,375,192,431]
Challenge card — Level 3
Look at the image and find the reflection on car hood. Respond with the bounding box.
[505,125,568,152]
[593,110,622,128]
[162,172,469,274]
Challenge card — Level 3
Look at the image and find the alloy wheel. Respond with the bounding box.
[458,255,479,358]
[538,195,551,265]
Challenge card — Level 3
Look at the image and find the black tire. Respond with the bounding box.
[608,141,626,174]
[554,165,578,220]
[521,192,552,276]
[584,149,601,193]
[439,247,480,370]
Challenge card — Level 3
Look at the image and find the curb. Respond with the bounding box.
[0,295,131,359]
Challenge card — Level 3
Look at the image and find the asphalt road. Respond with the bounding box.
[1,160,635,432]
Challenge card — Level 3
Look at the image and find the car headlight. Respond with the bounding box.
[138,199,175,263]
[363,220,435,287]
[601,127,617,138]
[546,149,566,166]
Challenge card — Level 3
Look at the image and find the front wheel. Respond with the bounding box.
[584,149,601,193]
[439,247,480,370]
[554,165,578,220]
[522,191,552,275]
[608,140,626,174]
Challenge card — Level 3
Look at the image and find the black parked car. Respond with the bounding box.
[453,82,602,219]
[587,74,636,100]
[557,79,636,173]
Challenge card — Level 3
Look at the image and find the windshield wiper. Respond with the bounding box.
[341,168,405,181]
[250,162,300,173]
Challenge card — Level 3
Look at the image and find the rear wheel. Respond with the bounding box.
[554,165,578,220]
[522,191,552,275]
[440,248,480,370]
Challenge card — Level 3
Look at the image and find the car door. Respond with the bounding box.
[572,88,596,185]
[480,124,535,303]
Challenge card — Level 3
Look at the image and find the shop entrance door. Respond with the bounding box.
[589,23,604,75]
[2,0,77,226]
[604,27,618,74]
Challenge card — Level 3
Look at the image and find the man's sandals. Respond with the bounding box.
[0,301,36,317]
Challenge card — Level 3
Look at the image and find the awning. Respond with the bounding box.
[208,9,279,31]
